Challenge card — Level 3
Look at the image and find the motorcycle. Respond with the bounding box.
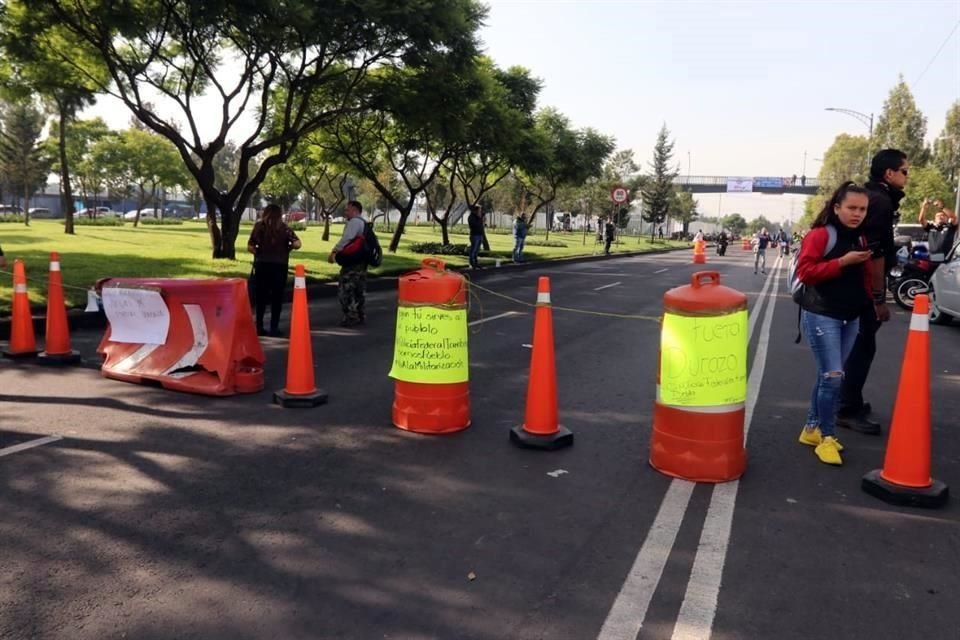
[889,246,939,310]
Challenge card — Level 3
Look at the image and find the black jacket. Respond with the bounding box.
[862,180,904,271]
[468,212,484,236]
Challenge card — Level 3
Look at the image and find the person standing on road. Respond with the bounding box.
[717,230,729,256]
[467,204,485,269]
[247,204,302,337]
[753,228,771,274]
[795,182,873,465]
[328,200,369,327]
[512,214,528,263]
[837,149,906,434]
[918,198,958,256]
[604,218,616,255]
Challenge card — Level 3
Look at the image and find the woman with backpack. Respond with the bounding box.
[794,182,873,465]
[247,204,302,337]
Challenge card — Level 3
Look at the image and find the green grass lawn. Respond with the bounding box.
[0,219,686,313]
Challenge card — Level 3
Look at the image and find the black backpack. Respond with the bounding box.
[363,221,383,267]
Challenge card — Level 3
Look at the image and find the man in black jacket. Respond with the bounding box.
[837,149,907,434]
[467,204,484,269]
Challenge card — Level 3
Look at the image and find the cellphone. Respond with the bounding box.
[866,241,882,253]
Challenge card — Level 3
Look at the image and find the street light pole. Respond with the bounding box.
[825,107,875,172]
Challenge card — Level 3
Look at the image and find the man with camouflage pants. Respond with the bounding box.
[328,200,368,327]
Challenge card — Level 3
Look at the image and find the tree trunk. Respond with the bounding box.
[203,197,224,258]
[58,104,76,235]
[440,217,450,246]
[23,185,30,227]
[387,206,414,252]
[322,215,331,242]
[219,207,241,260]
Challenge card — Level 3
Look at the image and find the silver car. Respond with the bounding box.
[930,241,960,325]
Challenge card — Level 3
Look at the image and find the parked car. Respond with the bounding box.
[164,205,197,219]
[27,207,54,219]
[929,241,960,325]
[0,204,24,216]
[285,210,307,222]
[75,206,116,218]
[123,208,161,220]
[894,223,928,249]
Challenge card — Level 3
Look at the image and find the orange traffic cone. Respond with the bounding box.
[39,252,81,365]
[693,240,707,264]
[862,294,948,507]
[273,264,327,408]
[3,259,38,359]
[510,276,573,450]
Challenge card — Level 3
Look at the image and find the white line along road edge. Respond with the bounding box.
[0,435,63,458]
[670,256,784,640]
[594,282,623,292]
[597,256,783,640]
[468,311,523,327]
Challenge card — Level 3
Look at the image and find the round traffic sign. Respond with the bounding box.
[611,186,629,204]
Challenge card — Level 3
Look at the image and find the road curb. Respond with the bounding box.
[0,245,690,340]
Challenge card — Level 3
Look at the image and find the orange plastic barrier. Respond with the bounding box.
[510,276,573,450]
[693,240,707,264]
[97,278,264,396]
[742,238,751,250]
[391,259,470,433]
[649,271,747,482]
[3,259,38,359]
[39,252,81,365]
[862,294,948,507]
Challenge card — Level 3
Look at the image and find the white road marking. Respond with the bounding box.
[654,268,669,274]
[597,480,696,640]
[468,311,522,327]
[597,256,782,640]
[0,435,63,458]
[670,257,784,640]
[521,344,533,349]
[546,469,569,478]
[594,282,623,292]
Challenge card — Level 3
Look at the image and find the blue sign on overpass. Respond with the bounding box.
[672,176,820,195]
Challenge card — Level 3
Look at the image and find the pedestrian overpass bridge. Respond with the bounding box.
[673,175,819,195]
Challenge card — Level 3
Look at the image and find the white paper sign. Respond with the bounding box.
[726,178,754,193]
[102,287,171,345]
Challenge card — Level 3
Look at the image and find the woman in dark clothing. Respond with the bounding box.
[247,204,302,337]
[794,182,873,466]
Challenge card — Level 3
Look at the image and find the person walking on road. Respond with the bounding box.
[753,228,771,274]
[604,218,616,255]
[795,182,873,465]
[247,204,302,337]
[512,214,528,263]
[717,230,729,256]
[328,200,369,327]
[467,204,485,269]
[837,149,906,434]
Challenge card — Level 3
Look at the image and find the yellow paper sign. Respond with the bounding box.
[659,310,747,406]
[388,306,469,383]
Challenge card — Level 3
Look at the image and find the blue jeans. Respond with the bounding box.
[802,310,860,436]
[513,237,525,262]
[469,234,482,268]
[754,248,766,272]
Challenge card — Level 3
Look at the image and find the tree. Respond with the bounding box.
[722,213,748,237]
[873,76,928,165]
[0,4,108,234]
[932,100,960,188]
[91,128,185,227]
[516,109,614,239]
[746,215,774,235]
[271,143,348,241]
[23,0,485,257]
[901,165,953,222]
[0,100,52,225]
[642,124,677,240]
[670,190,699,234]
[800,133,870,228]
[53,117,111,213]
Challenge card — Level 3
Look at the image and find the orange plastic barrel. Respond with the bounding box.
[649,271,747,482]
[392,258,470,433]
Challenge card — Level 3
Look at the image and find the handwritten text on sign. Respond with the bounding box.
[660,310,747,406]
[388,306,468,383]
[102,287,171,345]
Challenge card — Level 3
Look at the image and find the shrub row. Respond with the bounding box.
[407,242,471,256]
[0,214,25,223]
[72,217,125,226]
[140,218,184,225]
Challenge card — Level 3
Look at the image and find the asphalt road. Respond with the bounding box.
[2,247,959,640]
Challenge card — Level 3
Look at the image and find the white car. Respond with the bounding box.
[123,208,161,220]
[74,206,115,218]
[929,241,960,325]
[28,207,54,218]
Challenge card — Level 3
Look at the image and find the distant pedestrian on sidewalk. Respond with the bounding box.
[794,182,873,465]
[753,228,771,274]
[328,200,368,327]
[468,204,485,269]
[247,204,301,337]
[512,214,528,263]
[604,219,616,255]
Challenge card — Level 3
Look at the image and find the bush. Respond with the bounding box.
[288,221,307,231]
[448,224,513,235]
[408,242,471,256]
[140,217,184,225]
[0,214,25,223]
[525,239,567,248]
[72,216,124,226]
